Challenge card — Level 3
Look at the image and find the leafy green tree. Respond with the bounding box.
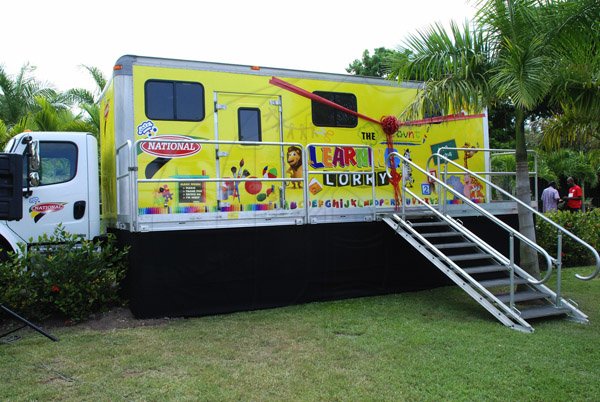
[0,63,56,128]
[540,149,599,210]
[63,65,107,136]
[538,0,600,150]
[0,63,87,147]
[346,47,407,79]
[29,97,95,133]
[488,101,516,149]
[0,119,10,149]
[390,0,599,278]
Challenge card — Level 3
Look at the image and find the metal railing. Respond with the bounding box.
[384,209,532,331]
[116,140,134,224]
[134,138,306,215]
[435,147,539,204]
[427,152,600,282]
[128,139,383,225]
[304,143,377,222]
[386,151,556,308]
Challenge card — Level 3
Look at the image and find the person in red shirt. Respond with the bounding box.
[564,177,583,212]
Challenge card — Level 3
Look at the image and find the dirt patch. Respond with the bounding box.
[72,307,177,331]
[1,306,177,338]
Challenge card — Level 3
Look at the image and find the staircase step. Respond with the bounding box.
[479,277,529,288]
[435,242,477,249]
[463,265,507,274]
[495,290,550,303]
[450,253,493,262]
[410,221,449,228]
[421,231,462,238]
[519,306,571,320]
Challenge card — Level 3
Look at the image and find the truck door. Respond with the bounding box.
[215,92,282,144]
[7,135,91,242]
[214,93,286,208]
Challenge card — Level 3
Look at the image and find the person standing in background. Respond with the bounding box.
[541,181,560,212]
[564,177,583,212]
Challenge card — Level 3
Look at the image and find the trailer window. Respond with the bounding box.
[238,108,262,142]
[424,102,444,119]
[145,80,205,121]
[311,91,358,128]
[23,142,78,186]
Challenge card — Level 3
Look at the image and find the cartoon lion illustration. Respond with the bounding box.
[286,146,303,189]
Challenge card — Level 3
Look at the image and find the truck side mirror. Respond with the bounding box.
[29,171,40,187]
[21,136,41,196]
[27,140,41,175]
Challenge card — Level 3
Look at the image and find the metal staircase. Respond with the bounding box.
[380,150,598,333]
[382,213,586,332]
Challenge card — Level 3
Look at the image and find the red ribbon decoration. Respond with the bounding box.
[269,77,381,125]
[269,76,485,129]
[269,76,486,210]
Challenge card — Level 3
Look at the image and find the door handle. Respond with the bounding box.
[74,200,86,219]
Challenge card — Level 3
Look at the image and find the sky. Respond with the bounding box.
[2,0,476,93]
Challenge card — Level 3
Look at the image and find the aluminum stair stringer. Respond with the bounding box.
[430,214,589,324]
[440,214,589,324]
[380,151,592,329]
[382,215,534,333]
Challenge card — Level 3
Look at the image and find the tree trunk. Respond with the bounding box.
[515,108,541,279]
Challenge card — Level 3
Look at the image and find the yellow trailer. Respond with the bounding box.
[101,55,488,231]
[99,55,490,318]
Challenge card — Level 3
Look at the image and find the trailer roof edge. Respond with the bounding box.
[113,54,423,89]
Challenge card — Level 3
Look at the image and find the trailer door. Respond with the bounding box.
[214,93,285,198]
[215,93,282,144]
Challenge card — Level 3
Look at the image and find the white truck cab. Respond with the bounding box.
[0,132,100,254]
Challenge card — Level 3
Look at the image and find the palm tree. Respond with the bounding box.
[63,65,107,136]
[0,63,56,128]
[390,0,599,278]
[0,119,10,149]
[539,0,600,150]
[30,97,95,133]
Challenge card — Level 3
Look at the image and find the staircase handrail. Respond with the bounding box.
[385,151,555,285]
[384,212,532,331]
[435,147,539,204]
[427,152,600,281]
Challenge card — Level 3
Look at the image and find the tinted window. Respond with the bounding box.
[23,142,78,186]
[145,80,204,121]
[312,91,358,128]
[176,82,204,120]
[424,102,444,119]
[238,108,262,142]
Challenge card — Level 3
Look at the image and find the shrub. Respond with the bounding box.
[536,209,600,267]
[0,226,128,322]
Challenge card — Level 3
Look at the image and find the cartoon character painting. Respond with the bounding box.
[462,142,479,169]
[402,149,414,188]
[154,185,173,210]
[463,174,485,202]
[286,146,303,189]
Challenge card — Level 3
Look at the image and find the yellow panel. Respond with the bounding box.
[127,64,487,216]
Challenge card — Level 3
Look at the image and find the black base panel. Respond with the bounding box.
[114,215,518,319]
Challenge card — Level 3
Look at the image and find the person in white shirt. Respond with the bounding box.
[541,181,560,212]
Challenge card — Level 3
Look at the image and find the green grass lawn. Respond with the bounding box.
[1,270,599,401]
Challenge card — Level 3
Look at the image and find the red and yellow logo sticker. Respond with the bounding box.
[29,202,67,223]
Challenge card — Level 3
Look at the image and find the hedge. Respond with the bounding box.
[536,209,600,267]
